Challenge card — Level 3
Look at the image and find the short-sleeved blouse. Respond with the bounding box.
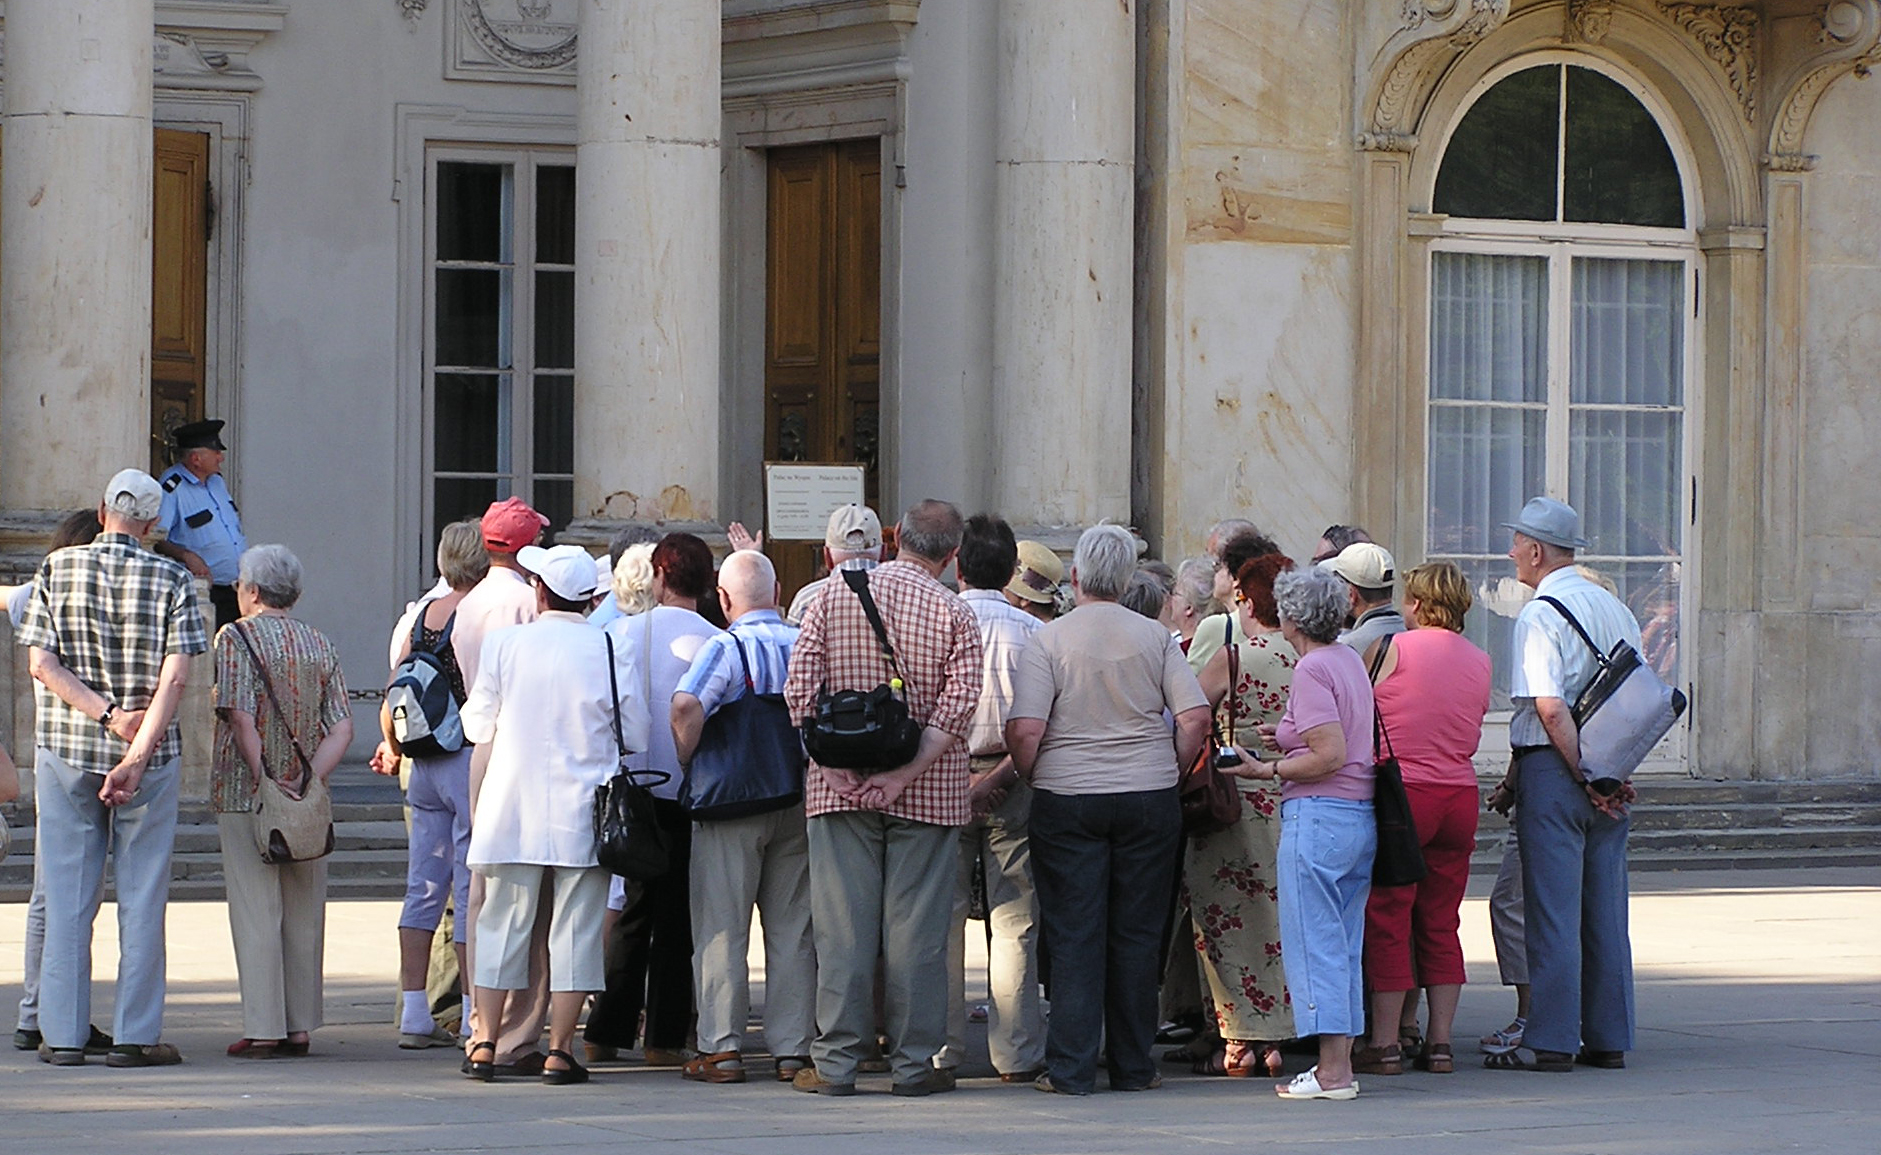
[1273,642,1374,803]
[212,615,352,813]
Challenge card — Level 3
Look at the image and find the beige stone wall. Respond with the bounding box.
[1141,0,1358,564]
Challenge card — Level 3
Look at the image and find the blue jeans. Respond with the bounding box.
[1276,797,1375,1038]
[1515,747,1633,1054]
[1029,786,1180,1094]
[35,749,180,1049]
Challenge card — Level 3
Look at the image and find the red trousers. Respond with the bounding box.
[1363,781,1478,991]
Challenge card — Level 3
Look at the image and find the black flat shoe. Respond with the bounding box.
[542,1048,589,1086]
[466,1040,496,1082]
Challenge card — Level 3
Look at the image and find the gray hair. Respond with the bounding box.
[239,544,303,609]
[1174,555,1220,618]
[611,542,657,615]
[1273,568,1348,644]
[1118,570,1167,621]
[897,499,965,562]
[1072,524,1137,600]
[1207,518,1258,555]
[436,519,489,592]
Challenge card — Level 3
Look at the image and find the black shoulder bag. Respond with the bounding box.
[800,569,925,772]
[593,633,673,880]
[681,637,806,820]
[1368,635,1428,888]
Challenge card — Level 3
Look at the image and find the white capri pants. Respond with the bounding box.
[473,863,608,993]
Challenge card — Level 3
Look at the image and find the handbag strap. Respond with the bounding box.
[840,568,909,688]
[1222,634,1240,746]
[229,620,318,786]
[732,632,757,693]
[605,632,629,759]
[1367,633,1397,761]
[1536,595,1611,669]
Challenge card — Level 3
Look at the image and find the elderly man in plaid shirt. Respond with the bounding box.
[18,469,208,1067]
[784,500,983,1097]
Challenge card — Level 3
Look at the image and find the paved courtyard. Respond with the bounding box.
[1,867,1876,1154]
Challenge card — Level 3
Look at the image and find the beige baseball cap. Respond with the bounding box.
[1317,542,1396,589]
[103,469,163,522]
[825,504,882,551]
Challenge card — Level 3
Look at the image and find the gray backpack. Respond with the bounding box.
[386,603,465,759]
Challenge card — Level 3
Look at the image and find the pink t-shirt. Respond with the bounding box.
[1275,643,1375,802]
[1372,628,1491,788]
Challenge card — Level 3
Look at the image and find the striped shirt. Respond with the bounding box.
[211,616,353,813]
[15,533,208,774]
[676,608,798,717]
[959,589,1039,757]
[784,559,983,826]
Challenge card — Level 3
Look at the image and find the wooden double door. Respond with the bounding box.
[764,140,882,601]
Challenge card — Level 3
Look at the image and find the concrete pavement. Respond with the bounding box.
[2,867,1877,1154]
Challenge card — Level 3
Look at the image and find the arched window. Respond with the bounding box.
[1424,62,1691,718]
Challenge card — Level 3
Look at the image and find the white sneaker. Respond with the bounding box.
[1276,1066,1359,1100]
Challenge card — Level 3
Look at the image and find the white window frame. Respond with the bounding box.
[1422,56,1703,774]
[421,144,575,553]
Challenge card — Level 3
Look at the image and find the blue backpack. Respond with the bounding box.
[386,603,465,759]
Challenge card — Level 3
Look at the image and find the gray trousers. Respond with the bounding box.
[690,806,817,1058]
[806,810,957,1084]
[938,778,1045,1075]
[1489,823,1529,986]
[35,749,180,1049]
[1515,748,1634,1055]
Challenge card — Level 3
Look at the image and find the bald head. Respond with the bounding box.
[717,549,779,620]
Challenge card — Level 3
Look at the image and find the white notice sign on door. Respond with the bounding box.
[764,463,868,542]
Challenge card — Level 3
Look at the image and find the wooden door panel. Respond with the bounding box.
[151,128,210,470]
[766,152,830,368]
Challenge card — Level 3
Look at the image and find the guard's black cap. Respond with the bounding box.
[173,419,227,452]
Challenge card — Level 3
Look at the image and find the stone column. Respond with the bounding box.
[990,0,1135,537]
[568,0,721,543]
[0,0,155,510]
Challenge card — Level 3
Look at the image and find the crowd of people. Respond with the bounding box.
[3,462,1647,1100]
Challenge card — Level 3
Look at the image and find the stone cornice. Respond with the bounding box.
[1765,0,1881,164]
[0,1,288,92]
[722,0,919,102]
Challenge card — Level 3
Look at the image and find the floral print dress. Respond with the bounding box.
[1182,629,1295,1041]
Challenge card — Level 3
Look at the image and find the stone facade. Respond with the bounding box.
[0,0,1877,797]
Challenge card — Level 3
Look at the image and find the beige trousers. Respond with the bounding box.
[218,811,327,1039]
[466,753,551,1062]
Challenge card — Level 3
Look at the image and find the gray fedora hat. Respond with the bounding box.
[1502,496,1589,550]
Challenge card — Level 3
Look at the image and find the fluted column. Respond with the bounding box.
[0,0,155,508]
[990,0,1135,532]
[571,0,721,534]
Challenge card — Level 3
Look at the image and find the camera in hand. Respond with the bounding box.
[1213,746,1244,770]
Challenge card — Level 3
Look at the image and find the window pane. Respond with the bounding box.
[434,477,502,536]
[1608,559,1681,682]
[437,163,509,263]
[1571,258,1683,406]
[1428,405,1546,556]
[1433,65,1560,222]
[435,373,510,474]
[534,374,574,474]
[535,270,574,369]
[1430,556,1528,712]
[533,478,574,538]
[1564,67,1684,228]
[1569,409,1681,558]
[436,268,510,368]
[537,165,576,265]
[1431,253,1549,403]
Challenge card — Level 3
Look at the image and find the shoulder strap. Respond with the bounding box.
[1223,634,1240,745]
[408,599,455,655]
[229,621,317,784]
[1369,633,1396,760]
[731,632,757,692]
[840,568,905,684]
[1536,595,1608,667]
[604,632,627,758]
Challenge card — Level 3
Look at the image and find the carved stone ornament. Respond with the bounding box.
[1765,0,1881,166]
[450,0,577,83]
[1658,3,1760,122]
[1566,0,1615,45]
[401,0,429,23]
[1360,1,1511,150]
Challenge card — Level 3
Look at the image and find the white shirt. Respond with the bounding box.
[604,604,720,799]
[1508,566,1642,748]
[960,588,1040,757]
[453,566,537,690]
[461,612,651,868]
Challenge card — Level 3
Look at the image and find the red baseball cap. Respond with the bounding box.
[481,496,549,552]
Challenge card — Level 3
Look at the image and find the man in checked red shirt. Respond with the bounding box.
[783,500,983,1097]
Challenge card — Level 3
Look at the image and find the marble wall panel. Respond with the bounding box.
[1803,611,1881,777]
[1182,144,1353,245]
[1752,611,1811,779]
[1182,0,1349,149]
[1163,242,1355,561]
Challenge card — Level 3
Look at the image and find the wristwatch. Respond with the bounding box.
[99,703,117,728]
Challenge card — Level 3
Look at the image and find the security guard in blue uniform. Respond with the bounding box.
[154,419,248,629]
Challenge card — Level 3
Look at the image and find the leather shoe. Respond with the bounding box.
[105,1043,183,1068]
[892,1067,957,1097]
[494,1050,546,1077]
[791,1067,857,1096]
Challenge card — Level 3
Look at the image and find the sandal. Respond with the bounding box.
[1397,1025,1425,1063]
[1416,1043,1454,1074]
[1191,1044,1259,1077]
[1251,1043,1284,1078]
[465,1040,496,1082]
[543,1048,590,1086]
[1351,1042,1403,1076]
[682,1050,747,1084]
[1483,1046,1572,1072]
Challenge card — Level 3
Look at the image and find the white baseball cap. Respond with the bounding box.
[517,544,601,602]
[103,469,163,521]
